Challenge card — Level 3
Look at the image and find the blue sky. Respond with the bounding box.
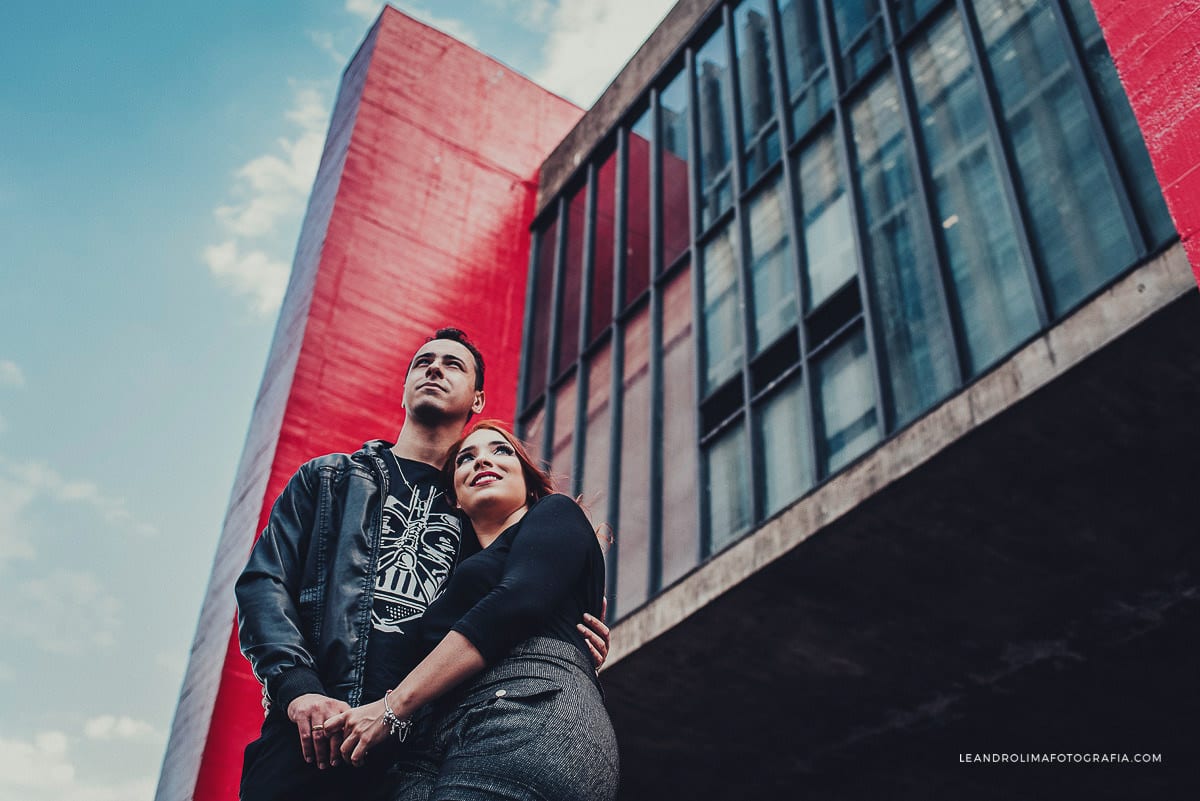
[0,1,674,799]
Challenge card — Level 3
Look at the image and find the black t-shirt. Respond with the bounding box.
[419,493,606,666]
[360,451,477,701]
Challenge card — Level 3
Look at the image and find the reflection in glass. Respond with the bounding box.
[555,187,586,374]
[851,76,956,426]
[757,375,813,515]
[1064,0,1174,248]
[816,330,879,473]
[591,152,617,340]
[894,0,939,32]
[617,307,652,616]
[660,266,699,586]
[974,0,1133,315]
[526,220,557,402]
[833,0,886,86]
[701,224,742,392]
[579,346,613,524]
[777,0,833,140]
[909,13,1038,374]
[660,73,692,268]
[549,374,577,488]
[706,422,752,552]
[627,114,653,305]
[746,177,796,352]
[696,26,735,228]
[734,0,780,185]
[522,404,547,465]
[798,131,857,310]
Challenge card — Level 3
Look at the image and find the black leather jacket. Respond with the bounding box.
[235,440,403,713]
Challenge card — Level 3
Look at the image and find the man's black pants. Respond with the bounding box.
[240,713,398,801]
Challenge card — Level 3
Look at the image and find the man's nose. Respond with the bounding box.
[425,360,443,376]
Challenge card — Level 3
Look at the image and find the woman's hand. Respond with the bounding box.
[324,699,389,767]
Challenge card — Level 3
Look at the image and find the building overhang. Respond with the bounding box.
[603,243,1199,796]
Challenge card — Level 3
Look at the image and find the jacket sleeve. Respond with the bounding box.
[234,462,328,712]
[452,494,595,664]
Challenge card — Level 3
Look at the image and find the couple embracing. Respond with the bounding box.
[236,328,620,801]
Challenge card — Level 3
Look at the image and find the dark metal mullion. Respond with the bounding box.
[515,225,542,424]
[766,0,819,494]
[819,0,891,450]
[540,196,568,466]
[1048,0,1148,255]
[881,1,967,390]
[605,127,630,620]
[956,0,1050,330]
[646,89,666,597]
[570,163,599,497]
[684,47,712,559]
[723,3,762,526]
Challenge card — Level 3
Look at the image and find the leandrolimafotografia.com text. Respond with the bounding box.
[959,753,1163,764]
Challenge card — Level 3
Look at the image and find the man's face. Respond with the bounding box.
[402,339,484,423]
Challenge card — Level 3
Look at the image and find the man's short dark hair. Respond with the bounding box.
[428,327,485,391]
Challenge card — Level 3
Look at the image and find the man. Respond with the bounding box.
[235,328,609,801]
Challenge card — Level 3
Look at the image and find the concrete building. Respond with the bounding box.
[157,1,1200,798]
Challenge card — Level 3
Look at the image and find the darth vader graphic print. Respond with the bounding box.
[371,481,462,635]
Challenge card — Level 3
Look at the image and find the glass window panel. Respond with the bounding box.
[660,73,693,268]
[1064,0,1174,248]
[777,0,833,140]
[909,13,1039,374]
[591,152,617,340]
[757,375,813,515]
[549,374,578,490]
[974,0,1135,315]
[894,0,940,33]
[798,130,858,310]
[522,404,547,466]
[734,0,781,185]
[816,330,880,474]
[580,345,613,523]
[701,223,743,393]
[850,75,957,426]
[833,0,887,86]
[555,187,587,374]
[526,219,557,402]
[661,266,700,586]
[706,422,752,553]
[746,177,797,352]
[696,26,735,229]
[627,114,653,305]
[617,307,652,616]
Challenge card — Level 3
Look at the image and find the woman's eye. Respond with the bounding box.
[494,445,514,456]
[456,453,474,466]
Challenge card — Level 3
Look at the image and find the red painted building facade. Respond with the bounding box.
[155,10,580,800]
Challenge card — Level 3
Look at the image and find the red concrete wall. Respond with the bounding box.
[157,10,581,801]
[1090,0,1200,285]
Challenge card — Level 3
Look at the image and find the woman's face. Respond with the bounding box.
[452,427,529,519]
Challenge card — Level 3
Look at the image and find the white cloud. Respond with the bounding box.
[533,0,678,106]
[83,716,157,741]
[0,359,25,388]
[0,466,38,563]
[203,241,290,315]
[345,0,383,22]
[309,29,348,64]
[484,0,554,29]
[205,85,329,316]
[0,731,155,801]
[0,570,121,655]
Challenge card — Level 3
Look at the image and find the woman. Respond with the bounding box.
[325,420,619,801]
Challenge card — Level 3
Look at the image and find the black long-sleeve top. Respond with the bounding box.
[419,493,605,665]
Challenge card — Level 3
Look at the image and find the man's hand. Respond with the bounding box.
[577,596,611,671]
[324,699,390,768]
[287,693,350,769]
